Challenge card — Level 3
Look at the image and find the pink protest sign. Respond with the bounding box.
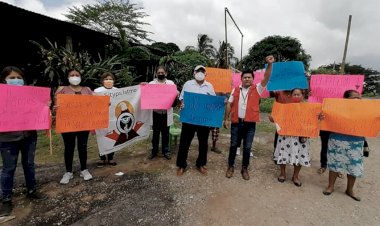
[232,70,270,97]
[309,74,364,103]
[0,84,51,132]
[140,84,178,109]
[232,73,241,88]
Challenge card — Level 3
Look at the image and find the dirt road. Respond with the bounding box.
[3,130,380,226]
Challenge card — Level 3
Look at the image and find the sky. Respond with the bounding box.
[2,0,380,71]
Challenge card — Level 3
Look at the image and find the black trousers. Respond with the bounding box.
[99,152,114,161]
[319,130,330,168]
[152,112,170,155]
[176,123,210,169]
[61,131,89,172]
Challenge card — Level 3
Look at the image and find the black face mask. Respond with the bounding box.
[157,74,166,80]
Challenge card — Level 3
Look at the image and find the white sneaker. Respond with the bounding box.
[236,148,241,155]
[60,172,73,184]
[80,169,93,181]
[250,152,254,157]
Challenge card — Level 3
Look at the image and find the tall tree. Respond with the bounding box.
[215,41,236,68]
[197,34,216,59]
[65,0,151,43]
[242,35,311,70]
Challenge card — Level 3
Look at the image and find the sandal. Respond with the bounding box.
[277,176,286,183]
[317,167,326,174]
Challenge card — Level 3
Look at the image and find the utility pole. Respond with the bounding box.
[224,7,244,68]
[340,15,352,74]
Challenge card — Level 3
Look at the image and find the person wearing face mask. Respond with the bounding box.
[176,65,216,176]
[94,72,118,166]
[54,69,93,184]
[147,66,176,160]
[0,66,46,217]
[272,88,311,186]
[224,55,275,180]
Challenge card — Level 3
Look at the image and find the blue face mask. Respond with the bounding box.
[6,78,24,86]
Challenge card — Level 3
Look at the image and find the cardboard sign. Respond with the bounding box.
[56,94,110,133]
[0,84,51,132]
[321,98,380,137]
[271,102,322,137]
[206,67,232,92]
[180,92,225,127]
[309,74,364,103]
[140,84,177,109]
[267,61,308,91]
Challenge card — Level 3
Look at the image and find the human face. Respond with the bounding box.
[194,69,206,82]
[291,89,303,102]
[102,76,114,88]
[68,70,81,86]
[5,71,24,86]
[157,68,166,80]
[241,73,253,88]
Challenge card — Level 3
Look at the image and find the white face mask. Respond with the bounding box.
[69,76,81,85]
[195,72,205,81]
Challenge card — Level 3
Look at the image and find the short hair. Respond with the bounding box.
[343,89,359,98]
[241,70,254,78]
[0,66,25,83]
[100,72,115,81]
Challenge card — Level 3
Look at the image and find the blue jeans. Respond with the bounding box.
[228,121,256,168]
[0,134,37,201]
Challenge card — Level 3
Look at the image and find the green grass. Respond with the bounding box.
[259,98,275,113]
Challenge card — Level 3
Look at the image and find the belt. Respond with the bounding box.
[238,118,245,123]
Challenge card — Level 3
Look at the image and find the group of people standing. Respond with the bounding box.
[0,55,372,216]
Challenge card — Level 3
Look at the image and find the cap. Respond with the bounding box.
[194,65,206,71]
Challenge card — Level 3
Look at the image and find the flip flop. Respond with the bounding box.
[345,191,361,202]
[277,177,286,183]
[323,190,333,196]
[293,181,302,187]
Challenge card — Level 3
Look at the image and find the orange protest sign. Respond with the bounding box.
[56,94,110,133]
[205,67,233,92]
[271,102,322,137]
[321,98,380,137]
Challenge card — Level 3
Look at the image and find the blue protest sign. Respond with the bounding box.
[267,61,308,91]
[180,92,225,127]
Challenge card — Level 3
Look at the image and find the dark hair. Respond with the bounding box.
[0,66,25,84]
[156,65,167,72]
[241,70,254,78]
[343,89,359,98]
[100,72,115,81]
[68,69,80,75]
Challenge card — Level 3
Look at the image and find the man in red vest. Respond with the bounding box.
[223,55,275,180]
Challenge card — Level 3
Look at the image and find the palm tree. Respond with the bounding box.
[197,34,216,60]
[215,41,236,68]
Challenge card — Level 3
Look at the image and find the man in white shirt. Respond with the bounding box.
[224,55,275,180]
[176,65,216,176]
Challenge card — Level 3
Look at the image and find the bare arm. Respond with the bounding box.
[223,102,232,129]
[260,55,275,87]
